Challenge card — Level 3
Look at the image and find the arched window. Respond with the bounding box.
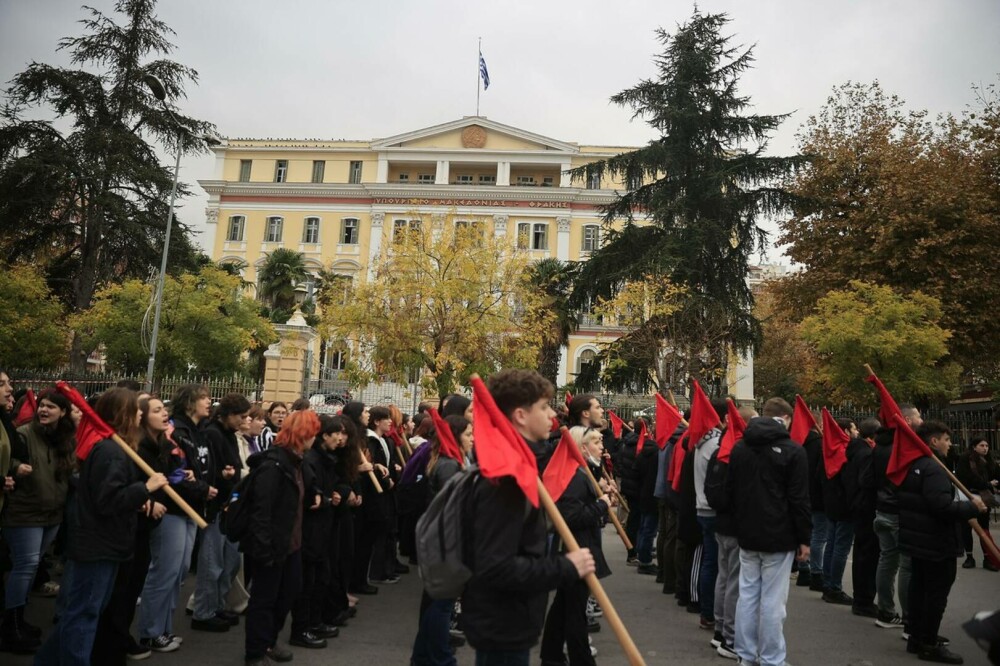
[576,348,598,377]
[265,216,283,243]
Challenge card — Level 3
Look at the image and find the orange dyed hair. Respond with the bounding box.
[274,410,321,454]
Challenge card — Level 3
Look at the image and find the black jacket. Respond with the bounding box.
[819,447,852,522]
[618,432,640,499]
[677,443,702,546]
[171,414,214,518]
[802,429,824,512]
[138,434,209,519]
[553,468,610,579]
[704,449,735,537]
[868,428,900,514]
[301,446,350,562]
[243,447,303,565]
[841,438,874,521]
[461,437,579,652]
[898,453,981,561]
[635,438,659,514]
[725,417,811,553]
[204,420,243,522]
[68,439,150,562]
[956,451,995,493]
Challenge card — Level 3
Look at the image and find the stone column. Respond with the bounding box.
[262,310,318,403]
[560,161,572,187]
[368,212,385,280]
[376,156,388,183]
[496,161,511,186]
[556,216,571,261]
[435,160,450,185]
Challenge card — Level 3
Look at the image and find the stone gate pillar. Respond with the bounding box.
[262,310,318,404]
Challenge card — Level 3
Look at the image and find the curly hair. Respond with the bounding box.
[487,369,554,419]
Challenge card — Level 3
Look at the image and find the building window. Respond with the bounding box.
[274,160,288,183]
[542,176,554,187]
[302,217,320,244]
[239,160,252,182]
[582,225,600,252]
[349,161,363,184]
[516,222,531,249]
[417,174,434,184]
[393,219,421,242]
[328,348,347,371]
[398,173,409,182]
[516,176,535,186]
[340,218,359,244]
[576,349,598,376]
[265,216,283,243]
[587,172,601,190]
[226,215,245,242]
[532,223,548,250]
[311,161,325,183]
[479,174,496,185]
[455,174,473,184]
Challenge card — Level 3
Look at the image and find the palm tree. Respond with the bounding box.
[527,259,580,387]
[257,248,309,318]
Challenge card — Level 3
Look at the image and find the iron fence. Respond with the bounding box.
[6,369,263,403]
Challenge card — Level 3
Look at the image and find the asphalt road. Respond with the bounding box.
[11,522,998,665]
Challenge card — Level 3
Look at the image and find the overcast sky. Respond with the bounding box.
[2,0,999,259]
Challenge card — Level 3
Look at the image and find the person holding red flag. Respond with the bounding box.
[463,369,595,666]
[692,395,728,631]
[789,397,827,594]
[816,412,857,607]
[35,388,169,665]
[898,421,987,663]
[539,428,612,666]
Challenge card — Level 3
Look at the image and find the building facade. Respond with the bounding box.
[200,116,754,399]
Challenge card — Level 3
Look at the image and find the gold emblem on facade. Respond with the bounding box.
[461,125,487,148]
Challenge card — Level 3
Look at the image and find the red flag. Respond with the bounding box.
[654,394,682,450]
[428,408,464,466]
[564,391,573,408]
[865,371,904,428]
[718,399,747,464]
[607,410,625,439]
[471,376,540,508]
[542,429,587,502]
[387,425,406,448]
[634,419,649,456]
[14,389,37,427]
[550,416,561,433]
[821,408,850,479]
[886,413,933,486]
[55,382,115,461]
[671,380,720,491]
[789,395,818,445]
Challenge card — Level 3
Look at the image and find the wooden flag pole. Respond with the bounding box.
[369,470,384,493]
[665,389,690,427]
[863,362,999,564]
[111,433,208,529]
[580,463,633,550]
[536,478,646,666]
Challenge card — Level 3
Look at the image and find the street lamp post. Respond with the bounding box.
[142,74,219,392]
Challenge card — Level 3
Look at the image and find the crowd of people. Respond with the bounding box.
[0,366,997,666]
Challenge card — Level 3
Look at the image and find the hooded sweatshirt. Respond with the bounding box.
[694,428,723,517]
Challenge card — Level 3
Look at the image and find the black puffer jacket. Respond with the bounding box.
[301,445,350,562]
[618,431,640,499]
[898,453,981,561]
[69,439,151,562]
[725,417,811,553]
[242,446,303,565]
[461,437,579,652]
[841,438,874,521]
[802,429,824,512]
[553,468,611,579]
[636,437,659,514]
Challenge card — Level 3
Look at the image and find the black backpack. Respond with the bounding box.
[219,462,268,541]
[415,464,481,599]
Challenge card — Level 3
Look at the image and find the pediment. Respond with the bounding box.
[371,117,578,154]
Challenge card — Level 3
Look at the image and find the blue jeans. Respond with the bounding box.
[697,515,718,621]
[34,559,118,666]
[138,514,197,639]
[636,511,658,564]
[873,511,911,618]
[475,649,529,666]
[193,516,241,621]
[809,511,829,576]
[734,549,794,666]
[822,520,855,592]
[411,595,457,666]
[4,525,60,609]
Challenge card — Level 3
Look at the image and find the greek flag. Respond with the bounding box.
[479,52,490,90]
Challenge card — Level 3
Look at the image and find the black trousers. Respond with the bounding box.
[245,551,302,660]
[962,513,991,555]
[351,518,389,587]
[851,511,879,607]
[91,527,152,666]
[907,555,957,647]
[623,494,639,557]
[657,501,678,593]
[539,579,595,666]
[675,539,696,603]
[290,556,328,634]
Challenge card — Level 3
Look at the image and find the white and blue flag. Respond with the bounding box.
[479,52,490,90]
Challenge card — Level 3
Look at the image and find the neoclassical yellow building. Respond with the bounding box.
[200,116,753,399]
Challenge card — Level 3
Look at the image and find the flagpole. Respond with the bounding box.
[581,462,633,550]
[476,37,481,116]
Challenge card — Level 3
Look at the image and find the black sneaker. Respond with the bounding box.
[809,578,825,592]
[717,641,739,660]
[587,620,601,633]
[370,576,400,584]
[795,569,812,587]
[191,616,230,632]
[710,631,723,648]
[822,589,854,605]
[636,563,658,576]
[917,644,964,664]
[962,555,975,569]
[875,612,904,629]
[139,635,180,653]
[217,610,240,626]
[127,642,152,660]
[289,631,327,649]
[852,604,878,618]
[267,645,293,662]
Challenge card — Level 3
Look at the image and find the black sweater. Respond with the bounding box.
[243,447,303,565]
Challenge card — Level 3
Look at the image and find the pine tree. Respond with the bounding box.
[0,0,216,368]
[570,9,804,385]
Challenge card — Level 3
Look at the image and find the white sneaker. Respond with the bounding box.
[590,645,598,657]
